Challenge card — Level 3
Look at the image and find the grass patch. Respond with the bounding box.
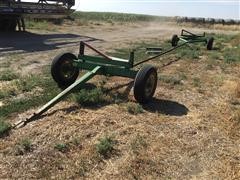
[71,88,109,107]
[25,19,48,29]
[175,47,202,60]
[124,102,144,115]
[0,68,60,119]
[0,74,50,100]
[0,90,15,100]
[223,47,240,63]
[0,87,58,119]
[211,33,240,64]
[25,19,59,31]
[131,134,148,155]
[0,119,11,138]
[15,138,33,155]
[21,138,32,152]
[96,135,115,158]
[54,143,69,153]
[0,70,19,81]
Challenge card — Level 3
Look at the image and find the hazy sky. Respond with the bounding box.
[74,0,240,19]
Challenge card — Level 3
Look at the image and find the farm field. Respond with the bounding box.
[0,12,240,179]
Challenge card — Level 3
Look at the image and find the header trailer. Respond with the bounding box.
[0,0,75,31]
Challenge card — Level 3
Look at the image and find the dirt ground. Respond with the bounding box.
[0,21,240,179]
[0,21,238,74]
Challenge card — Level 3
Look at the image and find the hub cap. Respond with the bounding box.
[60,60,75,79]
[144,73,156,97]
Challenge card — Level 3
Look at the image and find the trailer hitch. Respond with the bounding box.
[13,113,41,129]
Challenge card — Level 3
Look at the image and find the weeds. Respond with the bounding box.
[54,143,69,153]
[96,135,115,158]
[15,138,33,155]
[21,138,32,152]
[124,102,144,115]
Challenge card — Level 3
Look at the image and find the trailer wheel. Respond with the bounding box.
[171,35,179,47]
[207,37,214,50]
[51,53,79,88]
[133,65,158,103]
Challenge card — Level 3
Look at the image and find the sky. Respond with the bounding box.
[74,0,240,20]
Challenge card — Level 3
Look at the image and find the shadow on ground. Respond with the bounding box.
[109,82,189,116]
[143,98,189,116]
[12,82,188,128]
[0,31,102,55]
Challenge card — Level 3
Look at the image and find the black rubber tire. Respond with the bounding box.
[51,53,79,88]
[207,37,214,50]
[171,34,179,47]
[133,65,158,104]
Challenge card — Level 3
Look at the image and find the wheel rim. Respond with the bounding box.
[60,60,76,79]
[144,73,156,97]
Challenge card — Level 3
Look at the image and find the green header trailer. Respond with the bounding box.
[12,30,214,129]
[0,0,75,31]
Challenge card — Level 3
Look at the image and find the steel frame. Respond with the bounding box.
[178,29,208,44]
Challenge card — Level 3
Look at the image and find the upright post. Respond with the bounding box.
[129,51,135,68]
[79,41,85,56]
[21,18,25,31]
